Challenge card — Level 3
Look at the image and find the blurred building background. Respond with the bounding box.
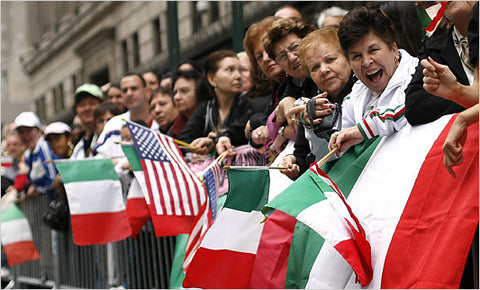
[1,1,359,126]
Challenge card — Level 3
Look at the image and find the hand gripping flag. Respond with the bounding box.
[55,158,131,245]
[125,121,211,261]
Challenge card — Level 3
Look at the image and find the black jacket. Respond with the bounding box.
[177,93,251,147]
[404,27,470,125]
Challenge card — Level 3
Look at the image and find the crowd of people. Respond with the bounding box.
[1,1,478,288]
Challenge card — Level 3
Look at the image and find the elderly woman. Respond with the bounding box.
[329,6,419,156]
[262,17,317,151]
[149,86,181,137]
[280,27,355,179]
[243,16,287,148]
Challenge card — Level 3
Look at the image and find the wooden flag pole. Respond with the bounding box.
[174,139,197,150]
[317,147,338,168]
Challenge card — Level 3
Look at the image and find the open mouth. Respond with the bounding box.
[293,63,301,70]
[366,68,382,82]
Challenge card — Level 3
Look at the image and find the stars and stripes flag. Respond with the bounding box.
[200,161,224,220]
[127,121,207,236]
[126,121,211,263]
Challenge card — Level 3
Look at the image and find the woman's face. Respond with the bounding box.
[208,57,243,96]
[253,34,284,83]
[304,42,351,98]
[6,134,23,159]
[95,111,115,135]
[347,31,399,95]
[273,33,307,79]
[106,87,126,111]
[150,93,179,131]
[143,72,160,93]
[173,77,198,118]
[47,134,71,158]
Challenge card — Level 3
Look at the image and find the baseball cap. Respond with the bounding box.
[74,83,104,106]
[14,111,41,129]
[44,122,71,138]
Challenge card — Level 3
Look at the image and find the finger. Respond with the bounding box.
[420,58,435,71]
[422,68,438,79]
[429,56,446,72]
[446,165,456,178]
[423,76,441,85]
[315,108,333,117]
[312,118,323,125]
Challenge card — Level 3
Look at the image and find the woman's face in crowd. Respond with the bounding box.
[106,87,126,112]
[143,72,160,93]
[47,134,71,158]
[208,57,243,96]
[173,77,198,118]
[6,134,23,159]
[347,31,399,95]
[253,34,284,83]
[149,93,179,130]
[273,33,307,79]
[95,111,115,135]
[304,42,351,98]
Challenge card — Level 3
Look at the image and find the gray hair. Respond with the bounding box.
[317,6,348,28]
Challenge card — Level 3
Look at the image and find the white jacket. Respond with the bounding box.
[341,49,419,139]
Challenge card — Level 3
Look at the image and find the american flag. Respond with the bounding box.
[126,121,207,218]
[201,162,224,220]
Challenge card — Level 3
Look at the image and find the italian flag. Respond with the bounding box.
[122,144,151,238]
[55,158,131,245]
[252,166,373,288]
[182,168,269,288]
[1,203,41,266]
[182,114,478,289]
[302,114,478,288]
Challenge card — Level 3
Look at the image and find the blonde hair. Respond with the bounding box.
[298,27,343,76]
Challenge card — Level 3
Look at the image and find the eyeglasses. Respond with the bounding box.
[275,41,301,64]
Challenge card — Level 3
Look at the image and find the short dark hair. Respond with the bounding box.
[172,68,211,103]
[94,101,123,121]
[149,86,173,106]
[120,72,147,87]
[338,6,396,55]
[105,83,121,96]
[263,17,316,60]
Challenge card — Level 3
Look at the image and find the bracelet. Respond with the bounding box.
[300,111,310,127]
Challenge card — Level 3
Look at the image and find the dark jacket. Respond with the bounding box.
[404,27,470,125]
[177,93,251,147]
[293,73,355,175]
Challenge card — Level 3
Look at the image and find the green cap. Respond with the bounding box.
[74,83,104,106]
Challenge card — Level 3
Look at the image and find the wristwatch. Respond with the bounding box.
[278,126,285,138]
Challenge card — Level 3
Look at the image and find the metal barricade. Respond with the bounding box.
[7,195,176,289]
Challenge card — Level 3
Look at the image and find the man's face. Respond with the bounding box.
[16,126,41,150]
[444,1,475,29]
[120,75,148,111]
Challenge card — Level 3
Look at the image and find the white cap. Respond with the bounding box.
[14,111,41,129]
[44,122,71,137]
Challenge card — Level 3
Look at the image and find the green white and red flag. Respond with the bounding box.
[55,158,131,245]
[1,203,41,266]
[183,168,269,288]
